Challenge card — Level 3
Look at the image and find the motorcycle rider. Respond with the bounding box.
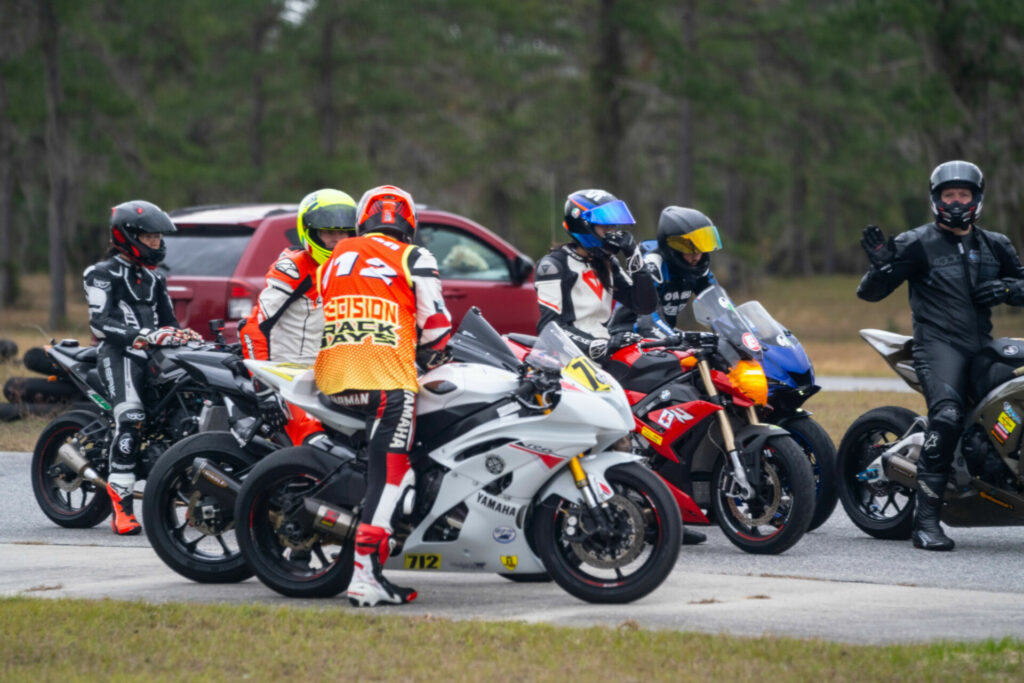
[618,206,723,338]
[534,188,658,362]
[314,185,452,607]
[858,160,1024,551]
[239,188,357,444]
[83,200,201,535]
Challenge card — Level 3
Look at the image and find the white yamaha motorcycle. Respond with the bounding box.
[233,311,682,604]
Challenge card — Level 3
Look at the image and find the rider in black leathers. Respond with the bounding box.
[857,160,1024,551]
[83,200,198,535]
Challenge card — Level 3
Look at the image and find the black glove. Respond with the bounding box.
[973,279,1014,307]
[254,386,288,429]
[589,331,640,361]
[417,347,452,371]
[860,225,895,269]
[601,229,637,256]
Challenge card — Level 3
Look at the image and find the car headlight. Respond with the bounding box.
[728,359,768,405]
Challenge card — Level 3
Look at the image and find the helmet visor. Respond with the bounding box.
[303,205,357,230]
[582,200,636,226]
[666,225,722,254]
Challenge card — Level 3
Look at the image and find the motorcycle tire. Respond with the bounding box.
[31,409,112,528]
[711,435,815,555]
[836,406,918,540]
[782,415,839,532]
[235,448,353,598]
[143,432,258,584]
[532,463,681,604]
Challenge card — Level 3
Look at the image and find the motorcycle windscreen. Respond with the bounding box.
[736,300,812,378]
[448,306,524,372]
[691,285,763,363]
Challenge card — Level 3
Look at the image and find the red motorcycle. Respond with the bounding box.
[507,288,815,554]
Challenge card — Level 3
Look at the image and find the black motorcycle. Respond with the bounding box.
[30,325,235,530]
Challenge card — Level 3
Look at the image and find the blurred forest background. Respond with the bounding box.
[2,0,1024,325]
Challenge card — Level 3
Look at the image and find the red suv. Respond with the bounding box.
[162,204,538,339]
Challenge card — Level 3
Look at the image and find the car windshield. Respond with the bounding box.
[162,226,252,276]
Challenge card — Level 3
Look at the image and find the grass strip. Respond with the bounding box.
[1,597,1022,681]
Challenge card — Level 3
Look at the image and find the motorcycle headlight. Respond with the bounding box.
[728,360,768,405]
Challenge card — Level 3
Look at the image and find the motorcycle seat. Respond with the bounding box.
[507,333,537,348]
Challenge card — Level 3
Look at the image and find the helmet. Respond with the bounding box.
[109,200,177,267]
[355,185,417,242]
[929,160,984,229]
[562,189,636,255]
[656,206,722,276]
[297,188,357,264]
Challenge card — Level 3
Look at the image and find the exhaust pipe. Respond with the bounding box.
[303,496,358,543]
[56,443,107,489]
[883,453,918,489]
[190,457,242,507]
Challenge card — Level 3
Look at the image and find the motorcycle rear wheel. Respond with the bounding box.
[31,410,112,528]
[782,415,838,532]
[235,452,353,598]
[533,463,681,604]
[836,406,918,540]
[711,435,814,555]
[143,432,257,584]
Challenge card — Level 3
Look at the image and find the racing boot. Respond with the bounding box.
[682,527,707,545]
[911,472,954,551]
[106,473,142,536]
[346,524,417,607]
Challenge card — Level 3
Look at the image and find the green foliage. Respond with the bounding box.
[2,0,1024,283]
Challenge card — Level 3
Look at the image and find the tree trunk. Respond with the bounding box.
[591,0,624,190]
[0,71,15,307]
[41,0,67,329]
[675,0,696,205]
[317,15,339,159]
[789,142,810,275]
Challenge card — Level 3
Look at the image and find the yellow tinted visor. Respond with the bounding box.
[666,225,722,254]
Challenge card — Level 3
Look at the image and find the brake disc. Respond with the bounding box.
[564,494,646,569]
[186,490,233,536]
[727,462,782,526]
[268,509,319,553]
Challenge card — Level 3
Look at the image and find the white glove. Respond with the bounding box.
[133,326,181,349]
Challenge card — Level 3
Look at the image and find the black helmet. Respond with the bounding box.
[656,206,722,276]
[929,160,984,229]
[110,200,177,267]
[562,189,636,255]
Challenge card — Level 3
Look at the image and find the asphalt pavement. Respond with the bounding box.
[2,451,1022,644]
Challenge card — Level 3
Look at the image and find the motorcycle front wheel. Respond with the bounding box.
[31,410,112,528]
[235,450,353,598]
[781,415,839,532]
[836,406,918,540]
[143,432,258,584]
[532,463,681,604]
[711,435,814,555]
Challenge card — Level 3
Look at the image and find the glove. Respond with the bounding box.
[860,225,895,269]
[588,331,641,361]
[254,386,288,429]
[973,279,1014,307]
[601,229,637,257]
[133,326,181,349]
[417,347,452,371]
[180,328,203,342]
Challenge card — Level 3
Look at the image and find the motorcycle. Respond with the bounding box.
[30,326,233,529]
[837,329,1024,538]
[234,314,682,604]
[140,344,298,584]
[609,286,837,532]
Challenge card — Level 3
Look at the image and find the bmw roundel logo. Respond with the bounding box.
[485,455,505,475]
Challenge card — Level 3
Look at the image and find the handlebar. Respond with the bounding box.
[638,331,718,351]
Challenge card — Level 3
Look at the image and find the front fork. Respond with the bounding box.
[568,454,615,535]
[697,358,757,499]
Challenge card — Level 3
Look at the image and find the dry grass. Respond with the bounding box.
[803,390,926,445]
[1,597,1022,681]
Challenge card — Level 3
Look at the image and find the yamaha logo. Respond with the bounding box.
[485,455,505,475]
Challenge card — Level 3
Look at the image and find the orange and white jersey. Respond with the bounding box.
[314,233,451,394]
[239,249,323,364]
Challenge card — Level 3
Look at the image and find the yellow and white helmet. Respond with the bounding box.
[297,188,357,264]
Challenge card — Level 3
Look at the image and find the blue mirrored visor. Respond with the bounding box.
[582,200,635,226]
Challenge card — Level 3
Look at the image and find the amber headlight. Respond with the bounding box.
[728,359,768,405]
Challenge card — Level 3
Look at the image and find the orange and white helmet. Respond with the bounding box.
[355,185,417,242]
